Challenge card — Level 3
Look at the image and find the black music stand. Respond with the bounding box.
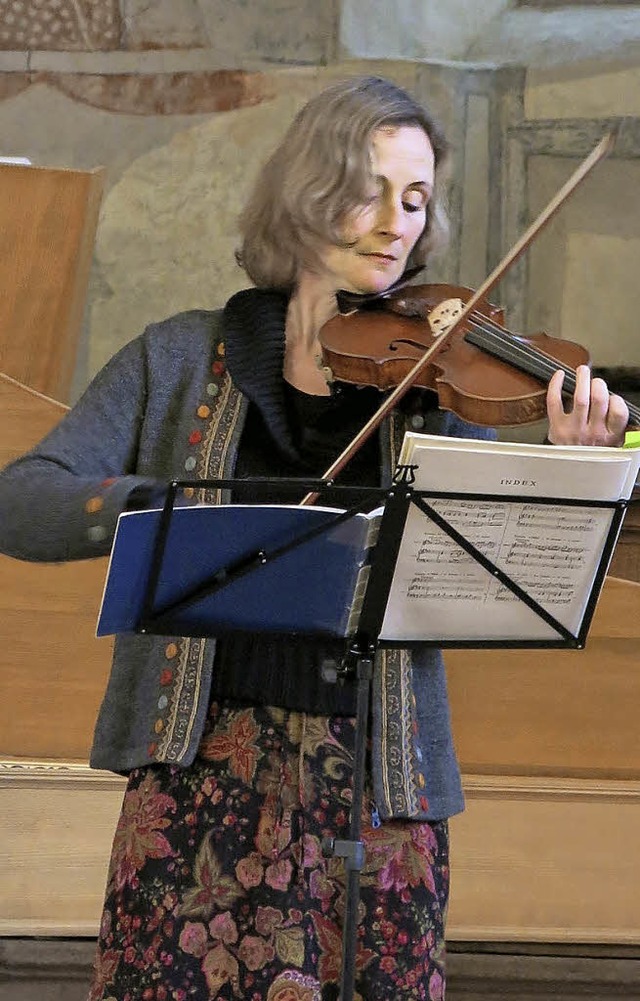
[102,467,630,1001]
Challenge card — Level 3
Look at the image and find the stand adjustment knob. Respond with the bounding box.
[321,837,365,871]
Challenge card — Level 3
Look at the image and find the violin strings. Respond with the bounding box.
[465,313,576,388]
[464,311,640,425]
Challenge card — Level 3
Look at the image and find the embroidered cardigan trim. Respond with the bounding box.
[371,411,426,820]
[155,365,248,765]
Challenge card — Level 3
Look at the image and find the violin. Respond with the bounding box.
[320,282,640,428]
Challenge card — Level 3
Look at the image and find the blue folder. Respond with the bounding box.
[97,504,380,639]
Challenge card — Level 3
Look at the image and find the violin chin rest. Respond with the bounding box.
[386,296,431,320]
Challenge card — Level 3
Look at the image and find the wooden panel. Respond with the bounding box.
[0,371,68,455]
[0,373,111,762]
[0,762,124,936]
[447,577,640,778]
[1,376,637,772]
[3,762,640,947]
[0,163,103,402]
[1,940,639,1001]
[609,499,640,582]
[0,560,112,759]
[449,775,640,944]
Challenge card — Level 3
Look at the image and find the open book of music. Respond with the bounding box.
[97,437,639,647]
[378,434,640,646]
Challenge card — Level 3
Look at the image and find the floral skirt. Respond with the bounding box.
[88,699,450,1001]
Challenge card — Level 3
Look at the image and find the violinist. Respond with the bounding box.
[0,75,629,1001]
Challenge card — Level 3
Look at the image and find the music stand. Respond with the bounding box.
[101,467,629,1001]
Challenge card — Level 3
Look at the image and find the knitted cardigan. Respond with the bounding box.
[0,289,495,820]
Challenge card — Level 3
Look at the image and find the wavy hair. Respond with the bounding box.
[237,76,450,290]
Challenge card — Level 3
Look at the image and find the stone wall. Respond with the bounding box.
[520,63,640,369]
[339,2,640,403]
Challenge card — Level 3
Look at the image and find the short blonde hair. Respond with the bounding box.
[237,76,449,290]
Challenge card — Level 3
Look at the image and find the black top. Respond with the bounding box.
[234,381,382,498]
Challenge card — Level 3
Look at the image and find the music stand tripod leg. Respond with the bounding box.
[322,651,373,1001]
[322,473,414,1001]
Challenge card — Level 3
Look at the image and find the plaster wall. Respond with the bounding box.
[0,58,467,396]
[526,60,640,119]
[520,60,640,376]
[340,0,640,68]
[526,156,640,366]
[340,0,509,64]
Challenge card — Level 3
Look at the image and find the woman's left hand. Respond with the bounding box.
[546,365,629,447]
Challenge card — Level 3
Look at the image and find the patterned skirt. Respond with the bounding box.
[87,699,450,1001]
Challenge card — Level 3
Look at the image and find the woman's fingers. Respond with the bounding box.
[546,365,629,446]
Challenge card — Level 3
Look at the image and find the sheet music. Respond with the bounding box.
[380,436,639,643]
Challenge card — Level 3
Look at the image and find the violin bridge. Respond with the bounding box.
[428,298,465,336]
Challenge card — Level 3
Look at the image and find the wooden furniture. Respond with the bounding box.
[0,162,110,765]
[0,374,112,763]
[0,162,103,402]
[609,494,640,583]
[0,162,116,939]
[447,577,640,780]
[445,572,640,944]
[2,565,639,940]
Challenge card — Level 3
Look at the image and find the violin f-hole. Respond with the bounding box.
[389,337,430,353]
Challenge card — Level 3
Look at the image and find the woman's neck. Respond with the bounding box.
[286,271,338,346]
[283,271,339,395]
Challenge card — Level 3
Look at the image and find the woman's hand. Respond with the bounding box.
[546,365,629,447]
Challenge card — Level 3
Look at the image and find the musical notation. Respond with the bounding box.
[380,433,639,643]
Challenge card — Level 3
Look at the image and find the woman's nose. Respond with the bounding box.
[374,198,403,238]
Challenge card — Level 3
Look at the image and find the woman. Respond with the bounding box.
[0,76,628,1001]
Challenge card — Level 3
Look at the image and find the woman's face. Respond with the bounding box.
[315,124,435,296]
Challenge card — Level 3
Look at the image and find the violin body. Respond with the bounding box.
[320,283,591,427]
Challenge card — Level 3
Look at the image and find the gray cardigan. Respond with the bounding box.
[0,292,496,820]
